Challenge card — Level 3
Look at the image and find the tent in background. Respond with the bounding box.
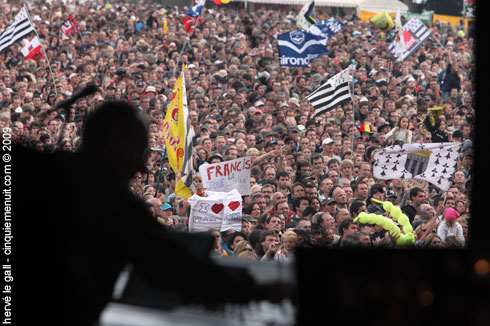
[355,0,408,14]
[234,0,409,17]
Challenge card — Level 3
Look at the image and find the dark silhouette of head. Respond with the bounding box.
[80,100,148,182]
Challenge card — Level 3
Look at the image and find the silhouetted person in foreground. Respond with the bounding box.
[12,101,290,326]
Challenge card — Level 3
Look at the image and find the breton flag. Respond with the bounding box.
[277,30,327,67]
[307,67,352,117]
[162,67,195,199]
[373,142,462,191]
[20,36,44,61]
[0,6,36,53]
[388,17,431,61]
[296,0,317,30]
[61,15,79,37]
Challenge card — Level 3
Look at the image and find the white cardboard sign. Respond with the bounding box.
[199,156,252,196]
[188,189,243,233]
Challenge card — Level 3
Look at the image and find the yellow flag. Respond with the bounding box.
[162,69,194,198]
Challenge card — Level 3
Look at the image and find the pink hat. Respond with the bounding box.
[444,207,460,221]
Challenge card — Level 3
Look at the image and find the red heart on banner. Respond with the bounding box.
[228,201,240,211]
[211,203,224,214]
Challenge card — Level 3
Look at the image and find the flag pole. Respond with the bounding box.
[349,65,355,154]
[71,14,84,44]
[154,146,168,198]
[24,4,58,97]
[431,34,446,49]
[174,14,201,75]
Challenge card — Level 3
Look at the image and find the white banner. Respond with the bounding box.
[188,189,243,233]
[373,142,462,191]
[199,156,252,196]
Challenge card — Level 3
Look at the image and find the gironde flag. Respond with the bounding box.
[277,30,327,67]
[162,67,195,198]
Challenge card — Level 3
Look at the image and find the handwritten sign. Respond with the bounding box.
[199,156,252,196]
[404,178,428,191]
[188,189,243,233]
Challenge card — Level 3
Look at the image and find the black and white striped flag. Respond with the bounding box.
[0,7,35,53]
[388,17,431,61]
[307,67,352,118]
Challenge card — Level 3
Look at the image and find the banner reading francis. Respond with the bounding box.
[199,156,252,196]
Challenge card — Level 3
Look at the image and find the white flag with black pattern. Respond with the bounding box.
[373,142,462,191]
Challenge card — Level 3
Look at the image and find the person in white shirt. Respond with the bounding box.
[437,207,465,246]
[385,116,413,144]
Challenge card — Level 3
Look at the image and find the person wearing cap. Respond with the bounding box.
[288,97,299,111]
[376,119,391,133]
[264,139,279,153]
[436,207,465,246]
[135,81,146,95]
[384,189,398,204]
[105,84,116,96]
[69,72,79,89]
[321,197,336,216]
[254,100,265,109]
[208,152,224,164]
[161,202,176,221]
[145,85,158,99]
[321,138,334,157]
[250,107,263,124]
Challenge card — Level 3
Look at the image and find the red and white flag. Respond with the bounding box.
[21,36,44,61]
[388,17,431,61]
[61,15,78,36]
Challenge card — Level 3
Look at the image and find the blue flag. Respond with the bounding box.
[277,31,328,67]
[188,0,206,17]
[308,19,344,39]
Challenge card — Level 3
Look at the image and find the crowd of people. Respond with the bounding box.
[2,0,475,261]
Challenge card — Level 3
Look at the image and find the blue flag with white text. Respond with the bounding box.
[277,31,328,67]
[308,19,344,39]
